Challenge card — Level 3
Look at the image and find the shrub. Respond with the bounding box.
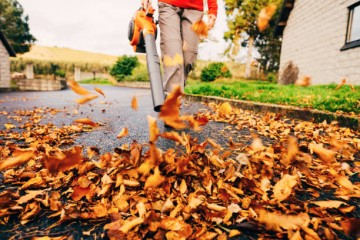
[123,64,149,82]
[200,62,232,82]
[110,56,140,82]
[279,61,299,85]
[267,72,277,83]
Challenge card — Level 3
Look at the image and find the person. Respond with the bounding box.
[141,0,218,96]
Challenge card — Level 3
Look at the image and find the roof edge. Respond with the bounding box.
[0,30,16,57]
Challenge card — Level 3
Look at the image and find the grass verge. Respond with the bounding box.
[185,79,360,114]
[78,78,114,85]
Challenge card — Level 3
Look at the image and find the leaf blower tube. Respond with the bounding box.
[128,7,165,112]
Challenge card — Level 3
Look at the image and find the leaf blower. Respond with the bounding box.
[128,6,165,112]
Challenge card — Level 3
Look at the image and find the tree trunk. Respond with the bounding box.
[244,36,254,79]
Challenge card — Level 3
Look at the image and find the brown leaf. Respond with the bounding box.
[75,94,99,105]
[341,218,360,237]
[131,96,138,110]
[144,167,165,189]
[32,236,68,240]
[312,200,348,209]
[117,128,129,139]
[74,118,98,127]
[348,83,357,92]
[119,217,144,233]
[45,146,83,174]
[21,175,45,190]
[309,143,336,162]
[257,4,277,31]
[94,87,105,97]
[272,174,298,202]
[0,149,35,171]
[68,79,91,96]
[4,123,16,129]
[18,190,46,205]
[160,216,193,238]
[130,140,142,167]
[295,76,311,86]
[258,209,310,232]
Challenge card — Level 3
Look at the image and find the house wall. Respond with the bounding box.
[0,41,11,88]
[279,0,360,85]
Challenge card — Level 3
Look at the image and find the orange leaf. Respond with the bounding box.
[335,79,346,90]
[257,4,277,31]
[4,123,16,129]
[119,217,144,233]
[148,115,159,142]
[295,76,311,86]
[163,54,184,67]
[17,190,46,205]
[258,209,310,232]
[341,218,360,237]
[312,200,348,209]
[74,118,98,127]
[159,86,185,129]
[272,174,298,202]
[117,128,129,139]
[160,216,193,238]
[218,102,232,116]
[94,87,105,97]
[144,167,165,189]
[45,146,83,174]
[131,96,138,111]
[191,19,208,38]
[75,94,99,105]
[71,186,92,201]
[309,143,336,162]
[349,83,357,92]
[68,80,91,96]
[159,131,186,146]
[0,149,35,171]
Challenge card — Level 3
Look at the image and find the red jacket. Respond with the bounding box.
[159,0,218,16]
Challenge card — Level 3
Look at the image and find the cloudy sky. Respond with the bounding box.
[18,0,233,60]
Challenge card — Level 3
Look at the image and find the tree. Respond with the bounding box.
[224,0,282,78]
[110,56,140,82]
[0,0,36,53]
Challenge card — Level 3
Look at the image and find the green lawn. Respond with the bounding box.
[78,78,114,85]
[185,79,360,114]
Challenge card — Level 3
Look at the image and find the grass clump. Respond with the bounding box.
[78,78,114,85]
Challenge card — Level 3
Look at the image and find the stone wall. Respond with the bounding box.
[279,0,360,85]
[0,41,11,88]
[16,79,67,91]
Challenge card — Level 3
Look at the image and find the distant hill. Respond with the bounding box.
[18,45,119,65]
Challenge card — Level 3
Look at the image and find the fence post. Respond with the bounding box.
[74,67,81,81]
[25,64,34,79]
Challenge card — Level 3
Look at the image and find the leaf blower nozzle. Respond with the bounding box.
[128,7,165,112]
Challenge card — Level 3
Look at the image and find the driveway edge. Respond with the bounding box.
[184,94,360,131]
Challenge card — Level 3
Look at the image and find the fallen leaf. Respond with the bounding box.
[295,76,311,86]
[45,146,83,174]
[18,190,46,204]
[312,200,348,209]
[335,79,346,90]
[74,118,98,127]
[218,102,232,116]
[4,123,16,129]
[119,217,144,233]
[272,174,298,202]
[117,128,129,139]
[0,149,35,171]
[341,218,360,237]
[144,167,165,189]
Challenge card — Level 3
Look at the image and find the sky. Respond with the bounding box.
[18,0,236,61]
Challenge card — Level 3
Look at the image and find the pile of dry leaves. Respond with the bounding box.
[0,84,359,240]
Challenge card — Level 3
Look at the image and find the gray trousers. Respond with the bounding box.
[158,2,203,95]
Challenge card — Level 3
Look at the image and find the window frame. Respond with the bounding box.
[341,1,360,51]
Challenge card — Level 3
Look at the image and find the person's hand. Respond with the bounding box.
[207,14,217,30]
[141,0,151,10]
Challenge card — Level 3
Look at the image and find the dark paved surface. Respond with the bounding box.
[0,85,238,155]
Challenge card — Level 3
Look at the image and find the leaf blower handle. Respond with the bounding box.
[141,0,152,12]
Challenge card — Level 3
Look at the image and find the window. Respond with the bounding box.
[341,1,360,51]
